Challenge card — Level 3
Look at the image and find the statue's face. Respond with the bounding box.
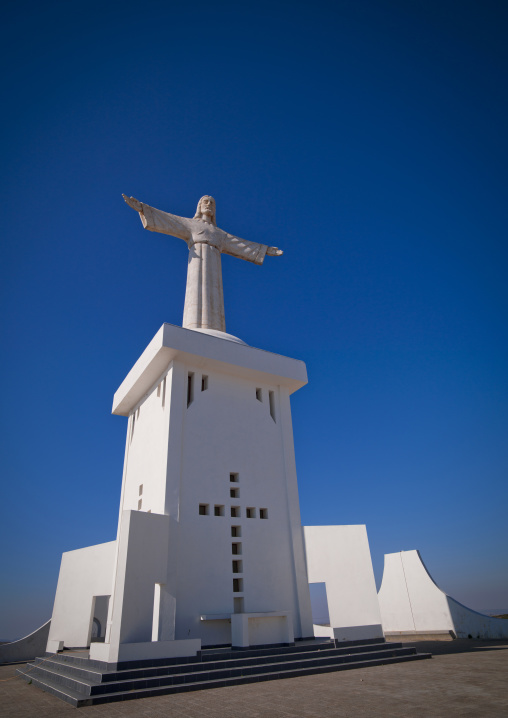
[200,196,215,217]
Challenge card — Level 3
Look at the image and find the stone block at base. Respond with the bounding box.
[313,623,384,642]
[229,612,293,648]
[89,639,201,663]
[46,639,64,653]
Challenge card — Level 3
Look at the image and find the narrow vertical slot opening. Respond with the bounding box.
[269,390,276,422]
[187,372,194,407]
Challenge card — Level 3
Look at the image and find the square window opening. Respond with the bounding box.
[199,503,209,516]
[231,525,241,538]
[256,388,262,402]
[246,507,256,519]
[230,473,239,483]
[230,506,240,518]
[232,560,243,573]
[259,508,268,519]
[230,487,239,499]
[214,505,224,517]
[234,597,244,613]
[232,542,242,555]
[233,578,243,593]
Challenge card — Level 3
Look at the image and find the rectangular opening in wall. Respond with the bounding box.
[269,390,276,422]
[187,372,194,407]
[232,542,242,555]
[231,525,241,537]
[230,472,239,482]
[138,499,142,510]
[199,503,209,516]
[256,388,262,402]
[233,578,243,593]
[230,506,240,518]
[232,560,243,573]
[139,484,143,496]
[234,597,244,613]
[201,375,208,391]
[214,505,224,517]
[309,582,330,626]
[230,487,239,499]
[259,508,268,519]
[246,507,256,519]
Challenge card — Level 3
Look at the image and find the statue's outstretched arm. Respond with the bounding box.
[123,194,143,212]
[122,194,191,241]
[222,233,283,265]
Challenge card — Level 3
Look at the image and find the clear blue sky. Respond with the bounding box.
[1,0,507,639]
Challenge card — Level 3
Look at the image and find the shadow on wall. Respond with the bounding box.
[0,620,51,664]
[446,595,508,640]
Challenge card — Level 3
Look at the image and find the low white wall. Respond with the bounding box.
[90,639,200,663]
[378,550,508,639]
[47,541,116,649]
[0,620,51,664]
[303,525,383,642]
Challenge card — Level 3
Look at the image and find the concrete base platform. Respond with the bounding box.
[16,639,429,707]
[2,639,507,716]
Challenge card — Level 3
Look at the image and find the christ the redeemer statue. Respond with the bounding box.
[123,194,283,334]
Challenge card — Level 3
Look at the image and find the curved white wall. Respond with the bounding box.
[378,550,508,639]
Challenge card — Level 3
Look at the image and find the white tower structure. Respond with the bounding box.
[91,324,314,661]
[44,195,383,665]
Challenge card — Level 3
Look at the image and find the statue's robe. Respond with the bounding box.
[139,203,268,332]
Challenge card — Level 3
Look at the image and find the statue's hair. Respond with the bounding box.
[194,196,217,226]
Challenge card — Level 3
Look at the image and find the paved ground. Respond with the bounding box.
[1,639,507,717]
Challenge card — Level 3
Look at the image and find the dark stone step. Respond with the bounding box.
[18,645,429,705]
[31,639,404,686]
[80,652,433,707]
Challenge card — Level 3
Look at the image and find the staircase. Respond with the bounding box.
[17,638,431,707]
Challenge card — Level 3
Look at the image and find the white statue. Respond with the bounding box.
[123,194,283,333]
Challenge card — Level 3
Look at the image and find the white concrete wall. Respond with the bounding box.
[378,550,508,639]
[109,327,313,650]
[0,620,51,664]
[47,541,116,649]
[119,369,172,518]
[108,511,171,646]
[303,525,383,642]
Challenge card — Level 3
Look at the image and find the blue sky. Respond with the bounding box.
[1,0,507,639]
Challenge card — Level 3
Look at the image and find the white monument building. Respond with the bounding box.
[44,195,383,665]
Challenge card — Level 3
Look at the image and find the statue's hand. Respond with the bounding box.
[266,246,283,257]
[122,194,143,213]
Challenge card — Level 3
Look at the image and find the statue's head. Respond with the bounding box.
[194,195,217,226]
